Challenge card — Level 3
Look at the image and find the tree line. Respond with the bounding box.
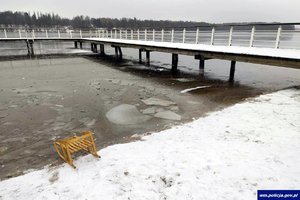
[0,11,295,30]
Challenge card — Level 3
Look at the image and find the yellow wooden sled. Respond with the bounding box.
[54,131,100,168]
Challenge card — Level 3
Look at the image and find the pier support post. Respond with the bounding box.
[114,46,123,60]
[194,55,207,75]
[91,43,98,53]
[100,44,105,55]
[229,60,236,82]
[30,41,34,56]
[115,47,118,57]
[26,41,31,56]
[91,43,94,52]
[172,53,178,73]
[146,50,150,66]
[79,42,83,49]
[74,41,78,49]
[26,40,34,57]
[93,44,98,53]
[139,49,143,64]
[199,59,205,74]
[118,47,123,60]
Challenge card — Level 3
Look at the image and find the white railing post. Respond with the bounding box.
[171,29,174,43]
[25,30,28,39]
[120,29,122,39]
[46,30,49,38]
[70,31,73,39]
[114,29,116,39]
[18,29,22,38]
[145,29,147,40]
[137,29,140,40]
[183,28,186,43]
[275,26,282,49]
[228,26,233,46]
[4,29,7,38]
[161,29,164,42]
[89,30,92,38]
[249,26,255,47]
[110,30,113,38]
[196,28,199,44]
[210,27,215,45]
[125,30,128,39]
[106,30,108,38]
[153,29,155,41]
[80,30,82,38]
[32,30,35,38]
[131,29,133,40]
[58,30,61,38]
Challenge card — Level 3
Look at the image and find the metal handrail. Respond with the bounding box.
[0,25,300,50]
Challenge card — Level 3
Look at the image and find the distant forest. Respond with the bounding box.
[0,11,295,30]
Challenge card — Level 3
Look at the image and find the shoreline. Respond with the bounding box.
[0,88,299,199]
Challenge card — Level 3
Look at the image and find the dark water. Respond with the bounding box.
[0,40,299,180]
[119,48,300,90]
[0,39,299,90]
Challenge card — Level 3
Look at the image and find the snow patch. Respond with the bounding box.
[106,104,151,125]
[142,97,176,107]
[141,107,157,114]
[180,86,211,94]
[154,111,182,121]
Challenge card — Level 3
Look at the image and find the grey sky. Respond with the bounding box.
[1,0,300,23]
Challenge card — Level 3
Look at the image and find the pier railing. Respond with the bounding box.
[1,23,300,50]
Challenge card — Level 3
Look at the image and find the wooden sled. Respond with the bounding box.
[54,131,100,168]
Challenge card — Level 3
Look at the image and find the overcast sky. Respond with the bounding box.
[1,0,299,23]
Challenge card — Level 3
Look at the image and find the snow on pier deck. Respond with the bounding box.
[85,37,300,68]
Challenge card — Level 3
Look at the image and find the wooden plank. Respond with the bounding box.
[80,139,92,146]
[67,144,78,153]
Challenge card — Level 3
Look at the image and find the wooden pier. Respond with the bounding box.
[1,23,300,81]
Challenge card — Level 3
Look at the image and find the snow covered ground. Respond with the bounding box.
[0,89,300,200]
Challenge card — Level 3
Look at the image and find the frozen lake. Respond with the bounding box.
[0,40,300,180]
